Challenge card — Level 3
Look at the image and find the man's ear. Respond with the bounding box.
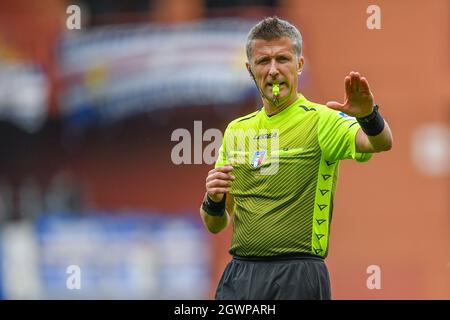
[246,62,256,80]
[297,56,305,75]
[246,62,252,75]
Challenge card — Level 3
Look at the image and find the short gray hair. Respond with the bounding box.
[246,16,302,62]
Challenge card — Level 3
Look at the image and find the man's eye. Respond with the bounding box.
[257,59,269,64]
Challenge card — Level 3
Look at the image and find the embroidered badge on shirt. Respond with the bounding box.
[251,150,266,168]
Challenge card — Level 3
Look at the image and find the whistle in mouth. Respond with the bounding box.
[272,84,280,96]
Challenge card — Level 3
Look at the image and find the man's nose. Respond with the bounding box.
[268,60,279,78]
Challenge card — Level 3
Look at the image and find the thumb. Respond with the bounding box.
[326,101,345,111]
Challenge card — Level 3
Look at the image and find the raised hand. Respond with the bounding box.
[326,71,375,118]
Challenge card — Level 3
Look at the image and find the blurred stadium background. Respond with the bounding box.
[0,0,448,299]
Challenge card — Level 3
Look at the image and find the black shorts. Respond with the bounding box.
[215,255,332,300]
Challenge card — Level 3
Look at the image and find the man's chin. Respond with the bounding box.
[266,92,287,102]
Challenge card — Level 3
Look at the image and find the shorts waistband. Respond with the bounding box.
[232,253,324,262]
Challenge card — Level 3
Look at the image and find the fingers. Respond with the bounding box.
[350,71,360,92]
[348,71,371,94]
[207,164,233,176]
[206,179,232,190]
[329,71,368,111]
[359,76,371,93]
[326,101,345,111]
[345,76,351,96]
[206,164,235,195]
[207,165,234,182]
[206,172,235,185]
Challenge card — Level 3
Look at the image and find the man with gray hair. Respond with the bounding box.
[200,17,393,299]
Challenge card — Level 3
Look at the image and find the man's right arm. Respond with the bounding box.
[199,165,235,234]
[200,192,234,234]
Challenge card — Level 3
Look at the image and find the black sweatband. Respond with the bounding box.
[202,193,226,217]
[356,105,385,136]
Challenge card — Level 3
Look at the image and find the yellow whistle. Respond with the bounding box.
[272,84,280,96]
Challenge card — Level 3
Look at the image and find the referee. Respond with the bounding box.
[200,17,393,300]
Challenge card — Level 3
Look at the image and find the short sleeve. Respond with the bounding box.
[215,126,228,168]
[318,108,372,163]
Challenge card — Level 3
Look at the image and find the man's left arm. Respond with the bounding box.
[327,71,393,153]
[355,121,393,153]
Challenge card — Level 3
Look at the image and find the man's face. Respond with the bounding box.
[246,37,304,105]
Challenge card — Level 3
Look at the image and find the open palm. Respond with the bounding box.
[327,71,374,118]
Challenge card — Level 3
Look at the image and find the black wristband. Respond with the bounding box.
[356,105,385,136]
[202,193,226,217]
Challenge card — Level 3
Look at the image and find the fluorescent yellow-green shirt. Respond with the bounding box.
[215,94,372,258]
